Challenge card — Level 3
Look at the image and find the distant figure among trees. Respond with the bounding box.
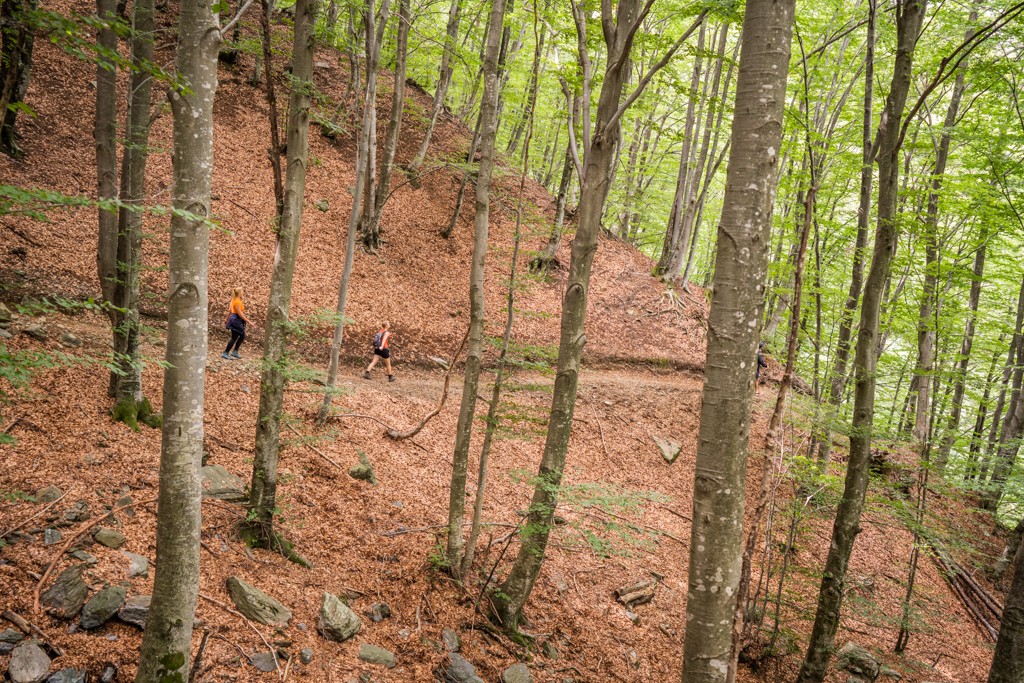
[756,342,768,383]
[222,287,251,359]
[364,321,395,382]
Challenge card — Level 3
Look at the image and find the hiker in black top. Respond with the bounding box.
[756,342,768,383]
[364,321,395,382]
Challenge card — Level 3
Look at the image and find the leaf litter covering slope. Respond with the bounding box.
[0,3,1004,683]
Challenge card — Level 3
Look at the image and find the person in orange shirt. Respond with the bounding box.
[364,321,395,382]
[222,287,252,360]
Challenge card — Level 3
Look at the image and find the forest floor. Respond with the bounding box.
[0,0,1011,680]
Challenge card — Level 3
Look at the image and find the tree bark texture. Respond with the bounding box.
[796,2,928,681]
[0,0,35,156]
[409,0,460,174]
[95,0,119,313]
[679,0,794,680]
[445,0,506,574]
[133,0,218,678]
[988,537,1024,683]
[357,0,391,251]
[249,0,317,535]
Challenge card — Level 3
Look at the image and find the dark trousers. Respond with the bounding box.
[225,328,245,353]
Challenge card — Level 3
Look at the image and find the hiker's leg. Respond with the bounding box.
[367,355,379,371]
[226,330,241,354]
[384,357,392,375]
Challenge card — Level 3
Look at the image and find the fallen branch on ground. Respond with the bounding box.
[387,328,469,440]
[284,422,343,470]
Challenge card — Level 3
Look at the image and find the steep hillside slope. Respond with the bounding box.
[0,0,708,372]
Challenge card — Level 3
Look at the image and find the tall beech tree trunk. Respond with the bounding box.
[317,0,390,424]
[796,2,928,681]
[95,0,118,316]
[530,140,573,273]
[445,0,506,575]
[111,0,154,412]
[356,0,391,251]
[132,0,218,678]
[492,2,707,631]
[818,0,876,463]
[679,1,794,680]
[248,0,317,544]
[261,0,283,216]
[966,344,1002,480]
[408,0,460,175]
[0,0,34,157]
[987,536,1024,683]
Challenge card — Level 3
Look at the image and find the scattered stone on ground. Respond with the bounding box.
[45,669,86,683]
[437,653,485,683]
[541,640,560,660]
[68,550,96,565]
[0,628,23,654]
[200,465,248,502]
[22,325,47,341]
[652,435,682,464]
[117,594,150,629]
[357,643,396,668]
[42,529,62,546]
[58,502,90,526]
[368,602,391,622]
[115,495,134,517]
[318,592,360,642]
[34,486,62,504]
[59,332,81,347]
[501,663,533,683]
[249,652,278,672]
[123,551,149,578]
[80,585,126,629]
[300,648,313,665]
[441,628,461,652]
[93,527,125,549]
[40,566,87,618]
[226,577,292,625]
[8,640,51,683]
[836,642,881,682]
[348,451,377,484]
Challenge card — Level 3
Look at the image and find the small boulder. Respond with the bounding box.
[123,551,149,578]
[441,627,461,652]
[357,643,396,668]
[226,577,291,625]
[501,663,533,683]
[41,566,88,618]
[300,648,313,665]
[43,529,62,546]
[368,602,391,622]
[117,594,150,629]
[23,325,47,341]
[0,302,11,324]
[68,550,97,565]
[348,452,377,485]
[652,435,682,465]
[59,332,81,348]
[437,653,485,683]
[318,592,360,642]
[836,642,880,681]
[314,199,329,212]
[35,486,63,504]
[249,653,278,672]
[8,640,51,683]
[201,465,247,502]
[93,527,126,549]
[0,628,24,643]
[46,669,87,683]
[81,585,127,629]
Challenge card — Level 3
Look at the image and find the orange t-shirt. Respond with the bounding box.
[230,298,245,316]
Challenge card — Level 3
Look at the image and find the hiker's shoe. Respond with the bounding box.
[221,352,231,360]
[230,352,242,360]
[388,375,396,383]
[363,371,371,380]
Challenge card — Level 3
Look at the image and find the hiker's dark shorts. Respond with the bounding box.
[374,348,391,359]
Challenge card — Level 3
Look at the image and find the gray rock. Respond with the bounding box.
[201,465,248,502]
[358,643,396,668]
[314,199,329,212]
[348,452,377,485]
[501,663,532,683]
[438,653,485,683]
[68,550,97,565]
[0,628,23,643]
[81,585,126,629]
[0,303,11,324]
[652,435,682,464]
[124,551,149,578]
[226,577,291,625]
[115,495,135,517]
[93,527,126,549]
[59,502,90,526]
[879,666,902,680]
[41,566,87,618]
[368,602,391,622]
[35,486,63,504]
[318,592,360,642]
[43,529,62,546]
[100,665,116,683]
[541,640,560,660]
[117,594,150,629]
[836,642,880,681]
[0,642,16,655]
[300,648,313,665]
[8,640,51,683]
[0,327,12,339]
[46,669,87,683]
[23,325,47,341]
[441,628,461,652]
[59,332,81,348]
[249,652,278,672]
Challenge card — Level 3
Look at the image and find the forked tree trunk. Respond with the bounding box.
[132,0,218,678]
[111,0,154,411]
[261,0,284,216]
[95,0,118,315]
[357,0,391,251]
[817,0,876,463]
[491,2,707,631]
[795,2,928,681]
[987,537,1024,683]
[679,0,795,680]
[408,0,460,175]
[966,344,1001,480]
[445,0,506,575]
[530,141,573,273]
[248,0,317,543]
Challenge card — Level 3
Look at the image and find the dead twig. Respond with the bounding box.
[1,486,75,539]
[199,592,281,676]
[284,422,344,470]
[189,630,212,683]
[387,329,469,440]
[1,610,64,657]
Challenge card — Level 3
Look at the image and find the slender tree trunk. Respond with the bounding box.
[530,141,573,273]
[132,0,218,677]
[987,531,1024,682]
[445,0,506,575]
[796,2,928,681]
[982,286,1024,485]
[408,0,460,175]
[0,0,35,157]
[95,0,119,315]
[248,0,317,542]
[679,1,794,680]
[357,0,391,251]
[818,0,876,463]
[261,0,283,216]
[111,0,154,411]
